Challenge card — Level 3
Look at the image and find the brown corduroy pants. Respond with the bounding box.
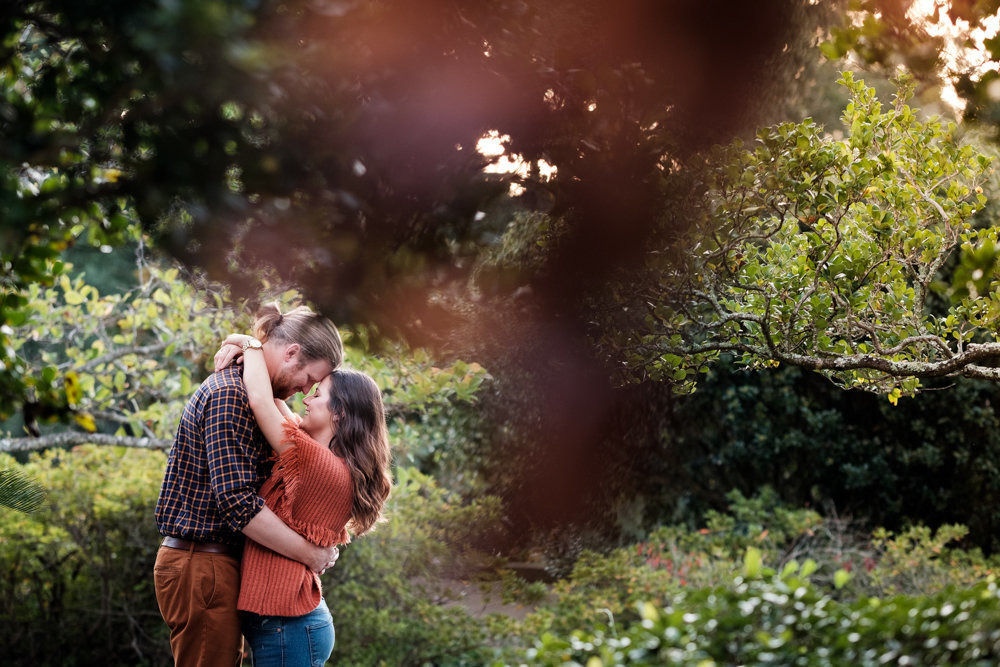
[153,545,243,667]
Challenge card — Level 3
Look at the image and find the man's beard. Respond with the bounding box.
[270,364,304,399]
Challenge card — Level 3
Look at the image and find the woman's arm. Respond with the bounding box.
[242,347,294,454]
[274,397,298,424]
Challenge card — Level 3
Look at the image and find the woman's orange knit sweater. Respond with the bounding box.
[237,420,353,616]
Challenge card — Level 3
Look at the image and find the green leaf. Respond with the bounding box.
[152,289,171,305]
[64,289,86,305]
[743,546,763,578]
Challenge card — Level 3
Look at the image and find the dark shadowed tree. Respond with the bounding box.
[0,0,841,527]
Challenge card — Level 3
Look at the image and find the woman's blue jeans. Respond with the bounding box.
[241,597,335,667]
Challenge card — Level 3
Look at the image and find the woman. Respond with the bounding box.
[215,332,392,667]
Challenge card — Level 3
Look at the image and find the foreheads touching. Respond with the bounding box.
[270,343,333,399]
[251,302,343,399]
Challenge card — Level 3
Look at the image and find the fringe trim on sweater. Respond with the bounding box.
[275,420,351,547]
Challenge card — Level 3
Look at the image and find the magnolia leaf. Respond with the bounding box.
[64,290,86,305]
[74,412,97,432]
[64,371,82,405]
[639,601,659,621]
[743,546,763,578]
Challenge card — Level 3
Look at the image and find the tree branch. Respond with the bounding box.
[0,432,171,453]
[774,342,1000,378]
[654,340,1000,380]
[57,342,169,373]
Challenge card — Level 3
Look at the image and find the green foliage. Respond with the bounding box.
[355,338,490,481]
[698,488,823,554]
[0,0,262,418]
[0,227,139,423]
[7,259,239,436]
[662,357,1000,553]
[822,0,1000,123]
[493,489,1000,661]
[615,73,999,395]
[0,446,167,666]
[5,243,490,466]
[494,491,823,650]
[473,211,571,294]
[515,573,1000,666]
[499,494,1000,666]
[865,524,997,597]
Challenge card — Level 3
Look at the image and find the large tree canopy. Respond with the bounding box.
[0,0,828,421]
[605,74,1000,398]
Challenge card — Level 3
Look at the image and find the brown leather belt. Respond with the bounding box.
[161,536,240,556]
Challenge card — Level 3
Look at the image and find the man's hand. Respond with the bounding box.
[314,545,340,575]
[243,507,340,573]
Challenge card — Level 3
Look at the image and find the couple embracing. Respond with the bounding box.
[153,304,392,667]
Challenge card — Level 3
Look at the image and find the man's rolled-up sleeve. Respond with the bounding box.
[204,385,265,532]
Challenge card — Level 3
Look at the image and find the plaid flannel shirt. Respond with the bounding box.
[155,364,270,545]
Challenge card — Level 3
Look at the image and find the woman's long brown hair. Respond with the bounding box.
[325,368,392,536]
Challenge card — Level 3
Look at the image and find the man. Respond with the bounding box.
[154,303,343,667]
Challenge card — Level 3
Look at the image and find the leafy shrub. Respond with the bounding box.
[858,524,997,597]
[510,565,1000,666]
[491,490,1000,665]
[0,446,169,667]
[491,491,818,649]
[667,359,1000,553]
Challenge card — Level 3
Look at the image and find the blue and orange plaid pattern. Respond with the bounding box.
[155,364,270,545]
